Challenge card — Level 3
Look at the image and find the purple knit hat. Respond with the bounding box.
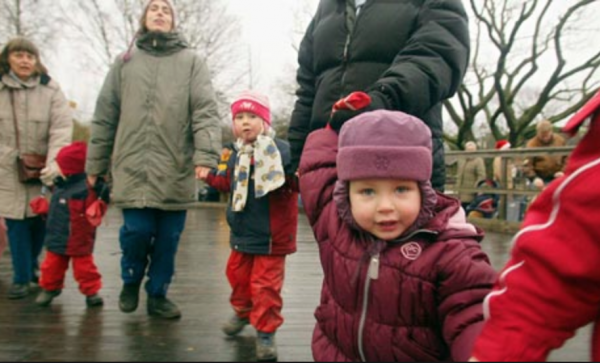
[337,110,432,182]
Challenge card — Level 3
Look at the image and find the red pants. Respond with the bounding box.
[39,251,102,296]
[226,250,286,333]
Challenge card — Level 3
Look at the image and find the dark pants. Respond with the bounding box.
[119,208,187,297]
[5,216,45,284]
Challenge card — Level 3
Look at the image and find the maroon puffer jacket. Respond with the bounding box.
[299,128,497,362]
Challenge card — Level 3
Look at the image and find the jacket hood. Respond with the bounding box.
[136,31,188,56]
[1,73,50,90]
[333,181,482,243]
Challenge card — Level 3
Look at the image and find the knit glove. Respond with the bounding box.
[328,91,387,132]
[40,160,63,187]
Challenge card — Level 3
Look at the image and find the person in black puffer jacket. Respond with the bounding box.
[288,0,470,191]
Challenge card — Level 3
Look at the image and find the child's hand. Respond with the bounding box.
[533,177,545,190]
[87,175,98,187]
[195,166,211,180]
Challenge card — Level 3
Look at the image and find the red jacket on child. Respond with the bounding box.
[45,175,108,256]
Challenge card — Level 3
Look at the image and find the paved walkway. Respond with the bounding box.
[0,205,590,361]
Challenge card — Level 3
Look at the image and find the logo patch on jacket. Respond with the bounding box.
[59,198,67,205]
[401,242,422,260]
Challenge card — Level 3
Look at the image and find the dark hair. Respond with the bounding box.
[0,37,48,77]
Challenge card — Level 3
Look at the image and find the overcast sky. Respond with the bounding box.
[227,0,318,90]
[44,0,600,124]
[47,0,319,119]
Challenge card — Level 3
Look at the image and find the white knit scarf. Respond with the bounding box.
[232,135,285,212]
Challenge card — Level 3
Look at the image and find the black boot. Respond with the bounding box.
[86,294,104,308]
[7,283,29,300]
[119,283,141,313]
[147,296,181,319]
[35,289,61,306]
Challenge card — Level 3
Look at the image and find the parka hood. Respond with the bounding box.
[136,31,188,56]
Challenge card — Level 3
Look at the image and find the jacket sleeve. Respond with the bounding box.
[190,56,221,169]
[369,0,470,118]
[288,13,319,172]
[205,168,231,193]
[47,82,74,163]
[298,128,338,227]
[86,58,122,176]
[436,241,497,362]
[472,172,600,361]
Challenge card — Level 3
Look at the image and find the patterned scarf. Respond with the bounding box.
[232,135,285,212]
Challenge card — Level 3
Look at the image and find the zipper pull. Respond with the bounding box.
[368,255,379,280]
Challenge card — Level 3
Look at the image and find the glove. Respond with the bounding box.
[328,91,388,132]
[40,160,62,186]
[30,196,50,216]
[86,199,108,227]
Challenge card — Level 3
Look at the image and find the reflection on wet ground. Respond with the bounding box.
[0,206,589,361]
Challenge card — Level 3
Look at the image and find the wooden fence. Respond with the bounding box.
[444,146,574,233]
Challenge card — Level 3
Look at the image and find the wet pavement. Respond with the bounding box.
[0,205,591,361]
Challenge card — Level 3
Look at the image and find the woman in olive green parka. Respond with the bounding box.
[86,0,221,319]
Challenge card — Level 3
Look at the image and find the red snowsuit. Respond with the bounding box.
[40,175,108,296]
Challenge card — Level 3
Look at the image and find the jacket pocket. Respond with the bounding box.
[393,328,446,361]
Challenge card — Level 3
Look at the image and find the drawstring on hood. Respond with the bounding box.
[122,31,188,62]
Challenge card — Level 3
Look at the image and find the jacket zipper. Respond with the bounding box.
[340,0,369,98]
[358,252,379,362]
[143,58,159,207]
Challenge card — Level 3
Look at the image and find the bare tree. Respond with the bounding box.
[444,0,600,149]
[62,0,245,117]
[270,0,317,137]
[0,0,60,50]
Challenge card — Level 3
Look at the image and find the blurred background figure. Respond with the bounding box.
[493,139,515,189]
[456,141,486,211]
[524,119,566,187]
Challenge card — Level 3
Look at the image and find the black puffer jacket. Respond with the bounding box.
[289,0,470,191]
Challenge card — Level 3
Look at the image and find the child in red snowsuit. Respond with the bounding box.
[35,141,109,307]
[200,90,298,362]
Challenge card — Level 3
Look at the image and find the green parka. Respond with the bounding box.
[86,32,221,210]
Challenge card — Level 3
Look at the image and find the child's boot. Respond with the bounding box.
[35,289,61,307]
[222,314,249,336]
[86,294,104,307]
[256,331,277,361]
